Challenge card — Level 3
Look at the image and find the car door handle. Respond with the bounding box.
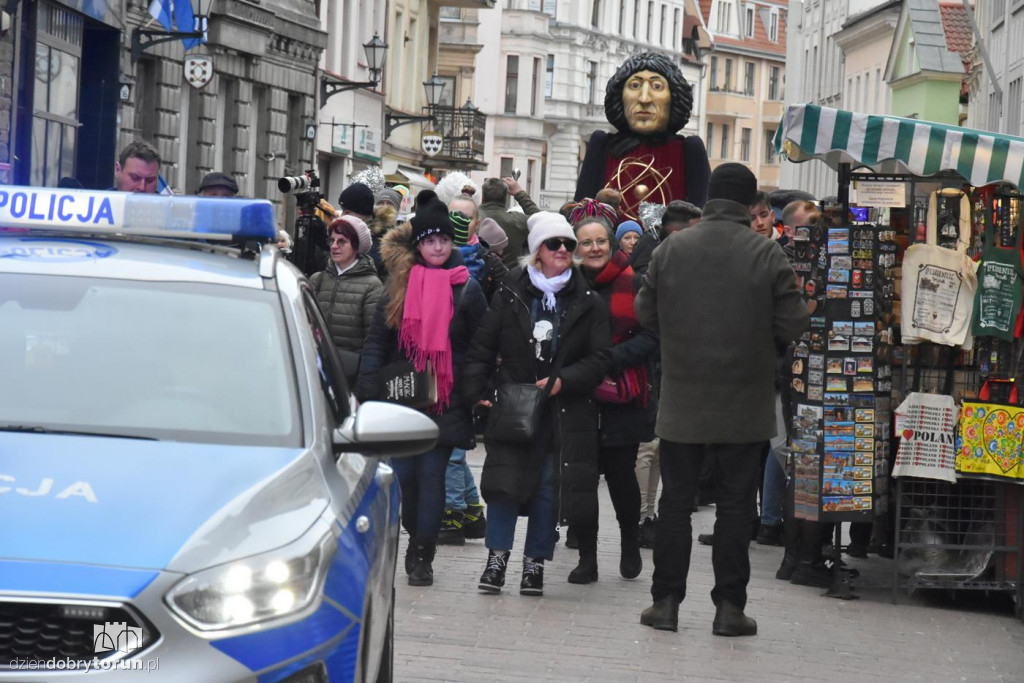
[356,515,370,533]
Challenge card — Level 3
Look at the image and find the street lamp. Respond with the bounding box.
[385,72,447,138]
[321,33,390,104]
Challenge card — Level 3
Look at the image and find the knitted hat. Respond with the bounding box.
[477,217,508,251]
[527,211,576,256]
[375,187,402,211]
[615,220,643,241]
[410,190,455,243]
[330,215,372,255]
[450,210,473,246]
[567,198,618,227]
[707,163,758,207]
[337,182,375,217]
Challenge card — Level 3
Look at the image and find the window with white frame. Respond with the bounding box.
[717,0,732,34]
[706,122,714,157]
[744,62,755,96]
[744,4,754,37]
[768,9,779,42]
[740,127,751,162]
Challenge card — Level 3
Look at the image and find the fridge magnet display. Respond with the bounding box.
[829,335,850,351]
[852,336,873,353]
[808,386,824,401]
[827,376,849,392]
[809,354,825,370]
[826,285,848,299]
[827,358,843,374]
[854,378,875,392]
[857,357,874,373]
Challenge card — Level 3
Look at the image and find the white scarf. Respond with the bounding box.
[527,264,572,311]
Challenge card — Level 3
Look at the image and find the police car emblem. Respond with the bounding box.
[421,132,443,157]
[185,57,214,89]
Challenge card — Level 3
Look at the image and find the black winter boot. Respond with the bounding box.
[408,539,436,587]
[463,503,487,539]
[520,556,544,596]
[437,509,465,546]
[478,549,510,593]
[619,526,642,579]
[640,596,679,632]
[567,550,599,584]
[712,601,757,637]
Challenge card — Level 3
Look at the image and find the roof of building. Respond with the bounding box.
[940,2,973,59]
[700,0,788,58]
[842,0,901,31]
[906,0,963,74]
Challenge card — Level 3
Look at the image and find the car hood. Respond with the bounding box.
[0,433,328,574]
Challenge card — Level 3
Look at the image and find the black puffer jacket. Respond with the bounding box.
[356,223,488,449]
[465,266,611,525]
[309,256,383,353]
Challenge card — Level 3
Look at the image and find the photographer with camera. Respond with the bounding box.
[279,170,335,277]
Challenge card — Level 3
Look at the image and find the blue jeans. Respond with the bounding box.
[390,445,452,541]
[760,447,786,527]
[485,455,557,560]
[444,447,481,511]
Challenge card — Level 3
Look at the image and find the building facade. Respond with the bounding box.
[699,0,788,191]
[963,1,1015,136]
[2,0,325,230]
[316,0,388,206]
[475,0,707,209]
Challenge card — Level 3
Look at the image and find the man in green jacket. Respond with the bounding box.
[477,177,540,268]
[635,163,809,637]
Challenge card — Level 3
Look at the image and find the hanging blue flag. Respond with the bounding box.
[173,0,202,50]
[147,0,173,31]
[147,0,205,50]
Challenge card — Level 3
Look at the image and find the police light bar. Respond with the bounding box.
[0,187,277,242]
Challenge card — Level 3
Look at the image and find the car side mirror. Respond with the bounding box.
[333,401,438,458]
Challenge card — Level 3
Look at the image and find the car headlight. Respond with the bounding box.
[165,533,337,632]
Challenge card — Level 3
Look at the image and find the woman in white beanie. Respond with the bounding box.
[464,211,611,596]
[309,215,383,355]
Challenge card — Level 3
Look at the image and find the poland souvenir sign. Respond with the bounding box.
[184,57,214,89]
[421,131,443,157]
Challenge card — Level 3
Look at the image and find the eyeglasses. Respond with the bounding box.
[542,237,577,252]
[579,238,610,249]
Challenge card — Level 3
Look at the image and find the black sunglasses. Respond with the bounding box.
[542,237,577,252]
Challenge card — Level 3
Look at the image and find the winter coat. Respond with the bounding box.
[464,266,611,525]
[356,222,488,449]
[309,256,383,354]
[635,198,809,444]
[367,203,398,279]
[478,190,541,269]
[583,260,658,448]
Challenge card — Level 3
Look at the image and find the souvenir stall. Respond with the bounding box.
[774,104,1024,614]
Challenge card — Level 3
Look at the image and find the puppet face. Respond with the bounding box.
[622,70,671,135]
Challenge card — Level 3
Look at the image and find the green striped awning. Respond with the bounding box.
[774,104,1024,189]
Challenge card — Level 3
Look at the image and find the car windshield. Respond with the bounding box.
[0,273,301,446]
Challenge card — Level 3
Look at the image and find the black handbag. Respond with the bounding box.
[485,350,566,444]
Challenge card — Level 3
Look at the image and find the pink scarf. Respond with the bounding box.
[399,264,470,411]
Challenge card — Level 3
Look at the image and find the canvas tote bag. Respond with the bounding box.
[901,189,977,346]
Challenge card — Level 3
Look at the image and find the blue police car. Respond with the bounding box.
[0,188,436,681]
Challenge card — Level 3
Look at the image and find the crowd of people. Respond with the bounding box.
[102,133,825,639]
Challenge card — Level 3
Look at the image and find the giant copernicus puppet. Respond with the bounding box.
[574,53,710,218]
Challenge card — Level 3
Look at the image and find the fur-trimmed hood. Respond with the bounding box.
[379,221,466,329]
[369,203,397,237]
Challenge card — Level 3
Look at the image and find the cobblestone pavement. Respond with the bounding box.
[394,447,1024,682]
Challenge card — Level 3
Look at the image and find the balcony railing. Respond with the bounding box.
[428,103,486,161]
